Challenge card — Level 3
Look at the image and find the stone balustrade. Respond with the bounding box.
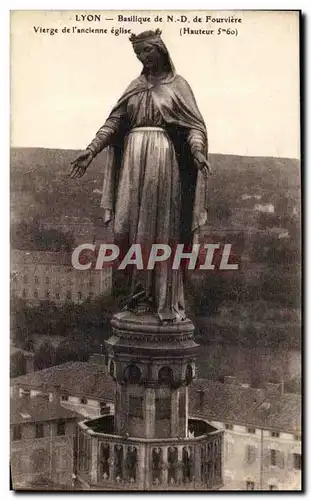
[77,416,223,490]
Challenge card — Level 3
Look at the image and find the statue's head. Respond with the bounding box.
[130,29,173,73]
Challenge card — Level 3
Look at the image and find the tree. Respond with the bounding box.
[55,339,90,365]
[10,351,26,378]
[34,340,56,370]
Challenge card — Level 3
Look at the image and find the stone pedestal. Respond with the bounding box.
[76,311,224,490]
[105,311,199,439]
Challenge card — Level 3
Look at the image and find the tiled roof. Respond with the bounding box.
[191,379,301,433]
[11,362,301,433]
[11,361,115,402]
[11,396,76,425]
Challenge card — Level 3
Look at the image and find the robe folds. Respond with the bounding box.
[87,72,209,321]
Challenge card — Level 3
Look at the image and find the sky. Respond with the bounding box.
[10,10,300,158]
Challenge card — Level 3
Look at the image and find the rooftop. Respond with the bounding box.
[11,360,115,401]
[11,361,301,433]
[191,379,301,434]
[11,396,76,425]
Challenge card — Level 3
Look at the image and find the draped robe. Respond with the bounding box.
[87,72,208,321]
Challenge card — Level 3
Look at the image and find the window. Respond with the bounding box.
[23,275,28,284]
[269,485,278,491]
[270,449,277,466]
[225,438,234,457]
[57,420,66,436]
[34,289,38,298]
[12,425,22,441]
[155,397,171,420]
[35,423,44,438]
[246,481,255,490]
[158,366,174,385]
[89,280,94,287]
[225,423,233,430]
[61,395,69,401]
[247,427,256,434]
[66,291,72,300]
[271,431,280,438]
[294,435,301,441]
[269,449,284,468]
[124,364,142,384]
[129,396,143,418]
[246,445,256,464]
[45,277,50,284]
[294,453,301,470]
[89,291,94,297]
[100,402,110,416]
[80,397,87,405]
[22,289,27,298]
[34,276,39,284]
[31,449,47,473]
[21,389,30,399]
[45,290,50,298]
[78,292,82,300]
[55,291,60,299]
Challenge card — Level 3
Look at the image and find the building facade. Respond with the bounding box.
[10,396,77,489]
[11,250,112,305]
[193,378,301,491]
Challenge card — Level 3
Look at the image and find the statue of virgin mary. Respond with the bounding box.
[69,29,211,322]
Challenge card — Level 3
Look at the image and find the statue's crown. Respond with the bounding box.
[129,29,162,44]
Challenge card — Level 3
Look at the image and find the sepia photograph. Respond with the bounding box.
[9,10,301,491]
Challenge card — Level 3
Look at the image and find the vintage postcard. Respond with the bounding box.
[10,10,301,491]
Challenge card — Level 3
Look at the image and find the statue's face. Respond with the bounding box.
[133,42,162,70]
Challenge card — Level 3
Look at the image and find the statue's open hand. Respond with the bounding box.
[68,149,93,179]
[193,151,212,180]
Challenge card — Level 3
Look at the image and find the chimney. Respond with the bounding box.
[53,384,62,404]
[88,353,106,366]
[280,380,284,396]
[224,376,237,385]
[93,370,104,391]
[197,390,204,408]
[24,352,34,374]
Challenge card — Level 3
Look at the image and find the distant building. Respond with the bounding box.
[11,250,112,305]
[241,194,262,201]
[254,204,275,213]
[10,396,77,490]
[11,361,301,491]
[268,228,290,239]
[39,217,112,245]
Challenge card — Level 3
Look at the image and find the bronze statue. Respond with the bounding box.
[69,29,211,322]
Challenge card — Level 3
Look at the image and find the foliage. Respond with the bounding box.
[34,340,56,370]
[10,351,26,377]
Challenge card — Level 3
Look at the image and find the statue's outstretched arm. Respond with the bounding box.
[86,103,127,158]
